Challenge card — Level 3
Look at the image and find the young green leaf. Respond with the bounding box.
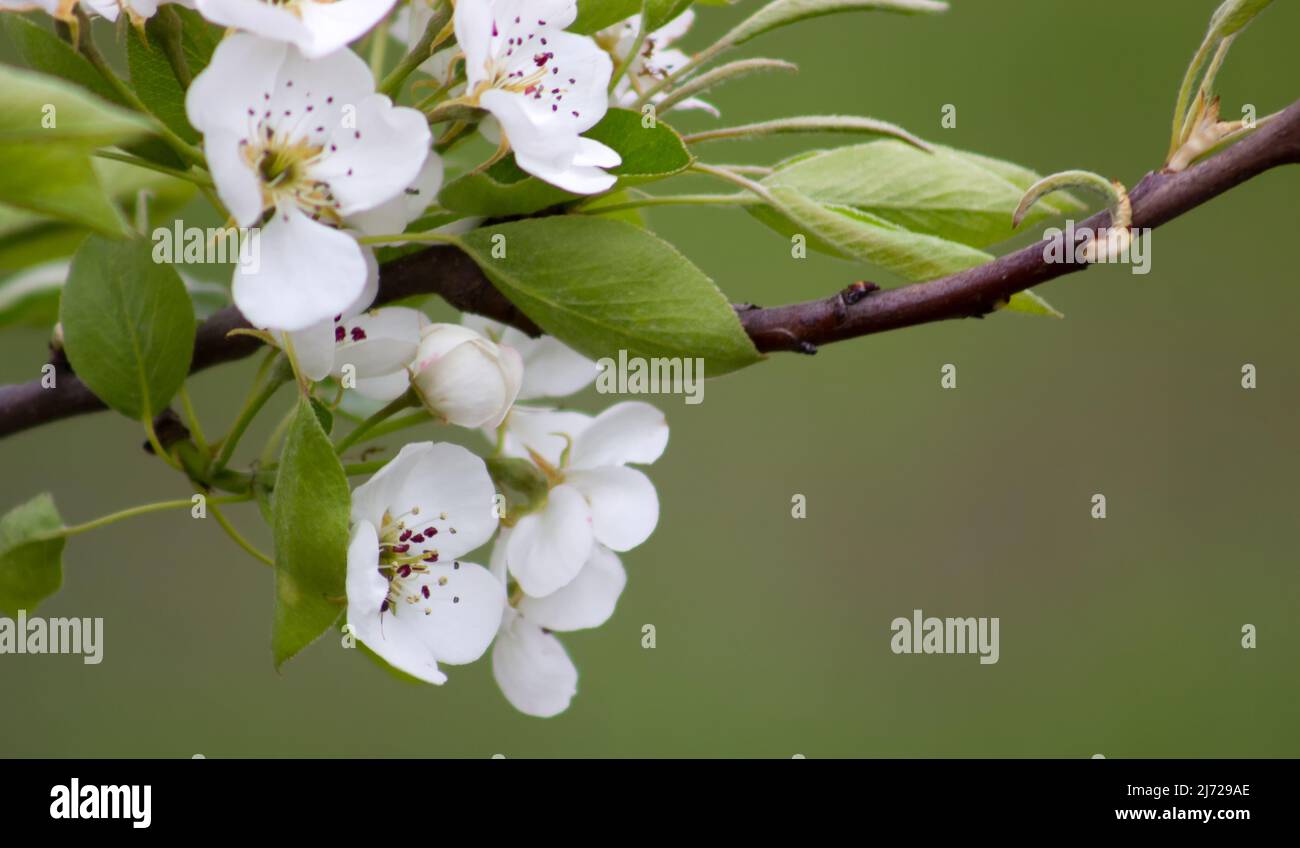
[684,116,929,150]
[752,186,993,281]
[59,235,196,420]
[762,140,1064,248]
[1005,290,1064,319]
[0,14,181,168]
[271,398,351,668]
[0,494,65,618]
[0,65,155,234]
[719,0,946,48]
[454,217,762,375]
[438,108,692,216]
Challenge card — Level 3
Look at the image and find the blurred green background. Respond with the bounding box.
[2,0,1298,757]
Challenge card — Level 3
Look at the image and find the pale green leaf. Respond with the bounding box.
[455,217,762,375]
[0,494,65,618]
[271,398,351,668]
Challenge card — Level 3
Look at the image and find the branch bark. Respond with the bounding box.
[2,97,1298,439]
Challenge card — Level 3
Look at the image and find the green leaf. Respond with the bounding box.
[721,0,947,47]
[751,186,992,281]
[762,140,1064,248]
[309,397,335,435]
[1209,0,1273,39]
[955,149,1085,217]
[574,0,697,33]
[271,398,351,668]
[126,9,222,145]
[0,260,68,329]
[455,217,762,375]
[0,14,180,167]
[0,65,155,234]
[0,494,65,618]
[59,235,196,419]
[1005,290,1064,319]
[438,108,693,216]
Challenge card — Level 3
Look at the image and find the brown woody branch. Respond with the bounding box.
[1,97,1298,439]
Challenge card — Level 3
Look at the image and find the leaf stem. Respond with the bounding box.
[334,391,419,456]
[74,12,206,167]
[211,363,291,474]
[43,494,251,541]
[178,382,209,455]
[609,2,649,93]
[378,0,453,97]
[93,150,213,187]
[576,191,758,216]
[208,501,273,567]
[356,230,457,246]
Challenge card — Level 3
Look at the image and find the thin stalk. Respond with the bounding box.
[211,367,291,474]
[334,392,419,456]
[178,383,209,455]
[93,150,214,187]
[609,3,649,93]
[576,191,759,216]
[209,501,273,567]
[39,494,251,542]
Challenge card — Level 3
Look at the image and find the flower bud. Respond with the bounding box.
[410,323,524,428]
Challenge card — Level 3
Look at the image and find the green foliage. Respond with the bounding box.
[761,141,1067,249]
[59,235,196,419]
[718,0,947,48]
[455,217,762,375]
[0,494,65,618]
[0,65,154,234]
[573,0,697,33]
[126,8,223,145]
[438,109,692,216]
[271,399,351,668]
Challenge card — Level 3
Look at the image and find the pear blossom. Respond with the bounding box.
[409,323,523,428]
[186,33,431,332]
[455,0,622,194]
[284,255,429,401]
[462,315,598,402]
[598,10,718,116]
[347,442,505,684]
[501,401,667,598]
[489,539,626,717]
[194,0,398,60]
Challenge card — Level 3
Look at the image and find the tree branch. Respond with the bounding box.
[2,98,1298,440]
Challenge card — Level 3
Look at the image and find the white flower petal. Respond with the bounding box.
[506,483,593,597]
[295,0,399,59]
[349,442,498,560]
[497,406,592,468]
[346,520,448,685]
[333,306,426,378]
[200,128,268,227]
[309,94,431,216]
[518,545,625,632]
[353,370,412,402]
[569,400,668,469]
[414,560,506,665]
[185,32,291,138]
[492,608,578,717]
[462,315,599,401]
[232,204,368,332]
[566,465,659,552]
[285,320,336,382]
[347,151,445,236]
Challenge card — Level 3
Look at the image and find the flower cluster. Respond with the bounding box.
[335,315,666,717]
[1,0,691,717]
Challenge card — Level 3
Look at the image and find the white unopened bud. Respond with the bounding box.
[410,323,523,428]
